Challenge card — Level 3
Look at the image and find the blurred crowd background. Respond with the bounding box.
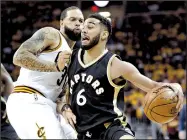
[1,1,186,139]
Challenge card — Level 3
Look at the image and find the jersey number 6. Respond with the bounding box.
[77,89,86,106]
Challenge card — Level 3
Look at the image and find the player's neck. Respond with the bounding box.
[83,44,105,64]
[60,31,76,49]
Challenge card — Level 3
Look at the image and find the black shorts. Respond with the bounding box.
[77,119,135,139]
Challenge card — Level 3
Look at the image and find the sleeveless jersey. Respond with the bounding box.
[68,48,126,133]
[14,30,71,101]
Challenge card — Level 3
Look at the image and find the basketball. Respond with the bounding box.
[143,85,178,124]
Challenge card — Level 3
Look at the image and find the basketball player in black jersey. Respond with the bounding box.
[1,64,18,139]
[63,13,184,139]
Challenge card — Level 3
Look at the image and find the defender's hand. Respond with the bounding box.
[62,108,76,129]
[57,50,72,71]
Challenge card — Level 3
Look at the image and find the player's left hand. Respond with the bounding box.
[170,83,184,112]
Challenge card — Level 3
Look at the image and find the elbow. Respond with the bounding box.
[13,50,23,66]
[13,53,19,65]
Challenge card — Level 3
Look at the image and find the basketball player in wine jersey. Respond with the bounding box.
[65,13,184,139]
[6,6,84,139]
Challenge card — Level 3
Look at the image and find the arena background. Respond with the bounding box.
[1,1,186,139]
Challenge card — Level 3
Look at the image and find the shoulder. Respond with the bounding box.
[108,54,123,80]
[43,27,59,36]
[111,56,134,69]
[33,27,60,39]
[110,55,124,67]
[110,55,135,80]
[39,27,60,47]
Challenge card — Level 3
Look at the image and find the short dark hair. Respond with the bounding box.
[60,6,80,20]
[88,13,112,39]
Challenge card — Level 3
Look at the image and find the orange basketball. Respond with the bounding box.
[143,85,178,124]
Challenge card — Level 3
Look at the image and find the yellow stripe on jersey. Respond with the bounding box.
[42,32,62,53]
[13,89,35,94]
[14,86,39,93]
[13,86,45,97]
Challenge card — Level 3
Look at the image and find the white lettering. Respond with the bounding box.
[74,74,80,83]
[81,73,86,82]
[71,74,105,95]
[70,88,72,94]
[86,75,93,84]
[91,80,100,89]
[96,88,104,95]
[70,80,75,88]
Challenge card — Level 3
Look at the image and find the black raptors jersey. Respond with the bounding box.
[68,48,126,133]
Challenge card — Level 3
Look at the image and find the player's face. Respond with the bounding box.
[81,18,101,50]
[63,9,84,41]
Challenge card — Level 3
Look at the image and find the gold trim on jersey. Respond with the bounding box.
[107,54,126,89]
[13,86,45,97]
[104,118,127,129]
[107,55,126,118]
[113,88,123,117]
[42,32,62,53]
[78,49,108,68]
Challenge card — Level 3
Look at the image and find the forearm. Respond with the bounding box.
[126,73,162,93]
[117,61,161,93]
[13,51,58,72]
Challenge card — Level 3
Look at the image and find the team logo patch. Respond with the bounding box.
[36,123,46,139]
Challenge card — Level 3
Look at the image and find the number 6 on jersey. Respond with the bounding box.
[77,89,86,106]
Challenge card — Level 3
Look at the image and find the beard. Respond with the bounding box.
[64,26,81,41]
[81,34,100,50]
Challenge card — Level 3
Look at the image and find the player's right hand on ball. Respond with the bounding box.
[169,83,184,112]
[57,50,72,71]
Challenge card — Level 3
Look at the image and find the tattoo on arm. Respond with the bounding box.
[13,27,60,72]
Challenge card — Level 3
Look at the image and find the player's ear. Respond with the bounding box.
[101,31,109,41]
[60,20,63,26]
